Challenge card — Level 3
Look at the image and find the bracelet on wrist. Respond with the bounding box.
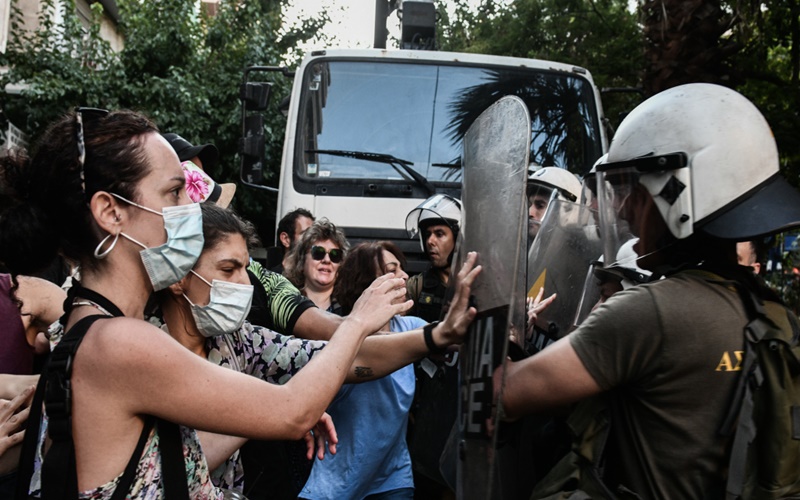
[423,321,447,355]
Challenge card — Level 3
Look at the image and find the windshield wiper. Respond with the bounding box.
[306,149,436,196]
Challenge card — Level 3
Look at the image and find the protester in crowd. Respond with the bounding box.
[145,203,480,496]
[0,108,474,498]
[162,136,350,499]
[0,274,65,374]
[497,84,800,498]
[284,219,348,314]
[0,272,63,495]
[301,241,423,500]
[163,132,236,207]
[163,134,346,345]
[272,208,315,273]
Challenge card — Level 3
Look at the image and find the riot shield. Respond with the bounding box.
[457,95,530,500]
[526,198,603,349]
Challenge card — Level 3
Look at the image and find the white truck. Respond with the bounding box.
[241,48,608,272]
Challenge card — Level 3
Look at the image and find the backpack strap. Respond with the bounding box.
[108,416,156,500]
[158,419,191,498]
[40,314,109,500]
[16,285,192,499]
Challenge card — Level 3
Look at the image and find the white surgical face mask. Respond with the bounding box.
[184,270,253,337]
[112,194,204,291]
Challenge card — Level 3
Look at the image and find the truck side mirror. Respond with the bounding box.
[239,114,266,184]
[240,82,272,111]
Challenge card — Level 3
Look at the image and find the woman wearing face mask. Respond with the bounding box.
[156,203,482,496]
[301,242,422,500]
[0,109,464,499]
[284,219,347,314]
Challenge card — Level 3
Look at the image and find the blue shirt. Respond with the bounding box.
[300,315,427,499]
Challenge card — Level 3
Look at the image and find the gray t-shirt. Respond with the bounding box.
[570,270,747,499]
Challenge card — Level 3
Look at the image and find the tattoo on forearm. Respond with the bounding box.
[354,366,374,378]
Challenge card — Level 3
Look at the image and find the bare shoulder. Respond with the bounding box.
[76,317,183,370]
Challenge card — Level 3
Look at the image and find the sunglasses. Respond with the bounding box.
[75,107,110,195]
[310,246,343,264]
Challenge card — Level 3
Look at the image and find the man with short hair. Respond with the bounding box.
[737,240,762,275]
[405,194,461,322]
[404,194,462,496]
[526,166,582,241]
[272,208,314,273]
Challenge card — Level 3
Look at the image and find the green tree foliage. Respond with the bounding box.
[0,0,327,245]
[437,0,800,309]
[437,0,644,130]
[636,0,800,190]
[640,0,739,95]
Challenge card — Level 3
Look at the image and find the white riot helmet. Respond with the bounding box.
[596,83,800,241]
[595,238,652,290]
[574,238,651,326]
[528,166,583,202]
[405,194,462,252]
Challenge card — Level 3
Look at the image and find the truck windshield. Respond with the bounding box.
[295,59,603,189]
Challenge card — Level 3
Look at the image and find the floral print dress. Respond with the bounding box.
[183,321,327,492]
[29,344,223,500]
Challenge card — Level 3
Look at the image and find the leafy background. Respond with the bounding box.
[2,0,799,309]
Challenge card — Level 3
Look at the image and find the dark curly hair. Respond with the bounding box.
[0,109,157,275]
[333,241,406,315]
[284,218,349,289]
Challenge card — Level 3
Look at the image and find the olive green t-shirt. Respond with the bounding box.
[569,271,747,499]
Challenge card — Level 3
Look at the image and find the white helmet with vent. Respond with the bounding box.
[596,83,800,241]
[405,194,462,252]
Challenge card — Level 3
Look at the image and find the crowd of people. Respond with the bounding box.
[0,82,798,500]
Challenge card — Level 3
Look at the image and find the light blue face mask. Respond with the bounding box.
[111,194,204,291]
[184,270,254,337]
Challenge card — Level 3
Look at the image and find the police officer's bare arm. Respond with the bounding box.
[498,336,601,419]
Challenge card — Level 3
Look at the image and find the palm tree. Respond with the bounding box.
[640,0,741,96]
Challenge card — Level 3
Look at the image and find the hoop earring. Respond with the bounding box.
[94,232,120,260]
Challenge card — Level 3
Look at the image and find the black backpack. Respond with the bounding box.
[16,284,190,500]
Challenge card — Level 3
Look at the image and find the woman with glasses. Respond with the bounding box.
[284,219,348,314]
[0,109,479,499]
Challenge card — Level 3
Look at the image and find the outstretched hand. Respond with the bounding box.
[348,274,412,336]
[435,252,482,347]
[526,287,557,340]
[304,411,338,460]
[0,385,34,458]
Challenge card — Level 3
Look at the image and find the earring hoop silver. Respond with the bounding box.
[94,232,120,259]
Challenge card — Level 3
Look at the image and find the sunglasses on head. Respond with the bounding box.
[310,246,343,263]
[75,107,110,195]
